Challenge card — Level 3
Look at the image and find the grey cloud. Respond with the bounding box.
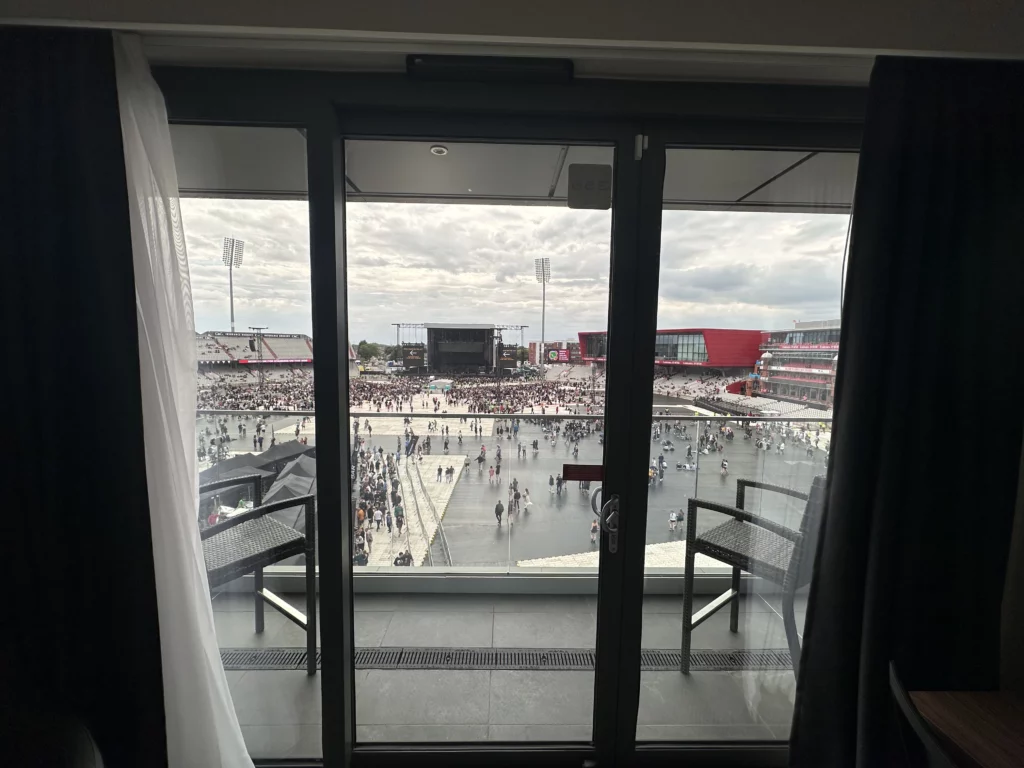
[183,198,847,343]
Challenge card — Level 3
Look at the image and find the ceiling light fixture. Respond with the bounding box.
[430,145,448,156]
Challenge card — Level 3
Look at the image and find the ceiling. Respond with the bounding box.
[144,36,876,86]
[171,124,856,212]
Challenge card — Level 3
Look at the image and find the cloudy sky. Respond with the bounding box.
[181,199,848,344]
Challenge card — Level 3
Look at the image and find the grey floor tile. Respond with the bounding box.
[488,724,593,742]
[381,611,493,647]
[214,611,290,648]
[360,594,495,613]
[240,724,322,758]
[489,671,594,725]
[354,612,394,647]
[641,613,684,649]
[223,670,248,688]
[357,724,489,742]
[492,595,597,613]
[636,671,761,727]
[756,591,810,616]
[642,609,791,651]
[732,670,797,727]
[357,670,490,725]
[696,610,790,650]
[269,614,321,647]
[211,592,258,612]
[492,612,596,648]
[636,724,776,741]
[230,670,322,725]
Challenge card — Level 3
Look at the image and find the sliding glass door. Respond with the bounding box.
[156,63,863,767]
[335,112,655,765]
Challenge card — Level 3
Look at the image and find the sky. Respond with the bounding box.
[181,198,848,345]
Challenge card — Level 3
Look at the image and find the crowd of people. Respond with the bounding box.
[351,376,604,415]
[352,440,417,567]
[197,359,754,416]
[652,369,747,400]
[197,366,314,410]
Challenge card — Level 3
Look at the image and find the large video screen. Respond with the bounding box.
[402,344,425,369]
[499,344,517,369]
[546,348,570,363]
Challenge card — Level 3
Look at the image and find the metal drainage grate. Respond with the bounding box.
[221,647,791,672]
[396,648,597,670]
[221,648,307,671]
[688,649,792,671]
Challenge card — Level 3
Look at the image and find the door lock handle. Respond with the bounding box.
[598,493,619,553]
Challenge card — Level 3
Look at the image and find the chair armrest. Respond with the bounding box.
[686,497,801,543]
[735,478,808,511]
[201,493,316,540]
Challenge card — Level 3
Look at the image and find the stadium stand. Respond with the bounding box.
[196,332,314,362]
[262,335,313,359]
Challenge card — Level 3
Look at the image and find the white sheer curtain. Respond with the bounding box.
[114,33,253,768]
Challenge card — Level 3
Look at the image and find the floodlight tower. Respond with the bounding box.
[534,257,551,370]
[222,237,245,332]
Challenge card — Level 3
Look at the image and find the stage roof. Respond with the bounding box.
[423,323,495,330]
[171,125,855,214]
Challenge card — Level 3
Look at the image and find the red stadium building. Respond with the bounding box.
[578,328,763,370]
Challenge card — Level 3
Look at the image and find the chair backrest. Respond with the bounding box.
[889,662,957,768]
[787,474,827,590]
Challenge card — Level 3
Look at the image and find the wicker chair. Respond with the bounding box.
[681,474,826,676]
[200,475,317,676]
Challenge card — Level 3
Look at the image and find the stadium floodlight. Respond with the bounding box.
[222,237,245,332]
[534,258,551,369]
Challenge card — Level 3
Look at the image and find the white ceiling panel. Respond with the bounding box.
[345,140,568,203]
[171,124,307,198]
[663,148,856,212]
[742,152,858,210]
[169,125,855,212]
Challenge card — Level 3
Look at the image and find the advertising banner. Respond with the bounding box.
[402,344,425,369]
[546,349,570,362]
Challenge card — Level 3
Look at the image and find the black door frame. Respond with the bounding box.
[334,109,654,768]
[155,66,865,768]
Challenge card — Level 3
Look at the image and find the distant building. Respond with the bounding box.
[755,319,840,407]
[578,328,763,370]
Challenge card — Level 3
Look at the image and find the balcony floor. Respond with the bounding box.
[213,590,804,758]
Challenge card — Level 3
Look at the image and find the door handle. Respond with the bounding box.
[596,492,619,554]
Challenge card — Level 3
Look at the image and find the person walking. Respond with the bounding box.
[386,510,393,534]
[258,434,264,451]
[494,499,504,526]
[373,508,383,531]
[436,465,443,482]
[488,465,495,485]
[549,474,555,494]
[590,519,600,544]
[513,488,521,511]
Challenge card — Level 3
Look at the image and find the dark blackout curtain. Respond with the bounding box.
[0,28,166,766]
[790,57,1024,766]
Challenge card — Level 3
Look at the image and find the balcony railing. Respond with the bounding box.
[197,408,831,582]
